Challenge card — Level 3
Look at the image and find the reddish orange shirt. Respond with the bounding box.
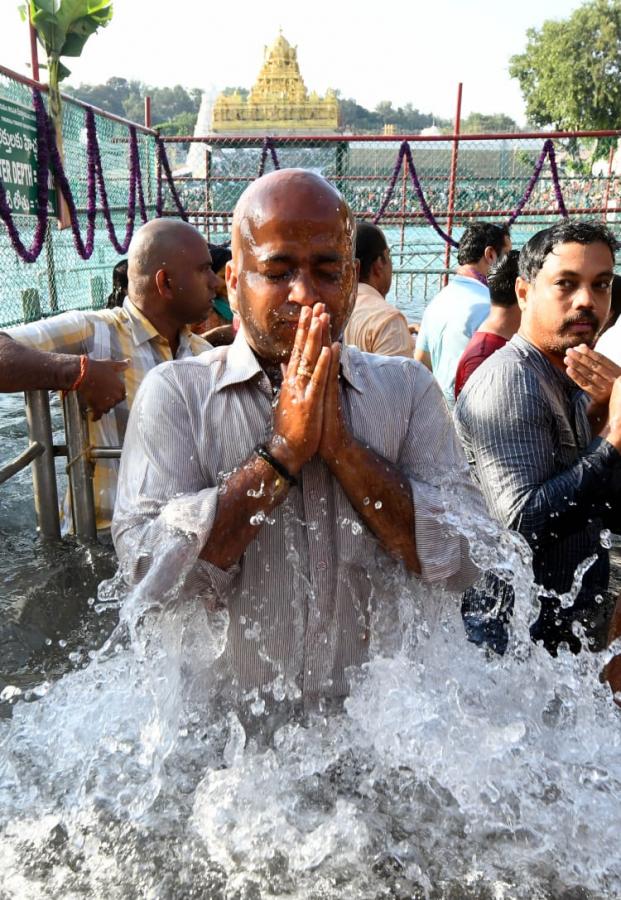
[454,331,508,400]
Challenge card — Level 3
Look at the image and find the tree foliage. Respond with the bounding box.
[337,97,447,133]
[19,0,113,81]
[509,0,621,130]
[460,112,518,133]
[66,78,518,136]
[66,78,202,125]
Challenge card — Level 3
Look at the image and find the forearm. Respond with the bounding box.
[199,449,291,569]
[0,333,81,392]
[323,436,420,573]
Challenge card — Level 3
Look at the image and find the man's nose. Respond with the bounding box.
[288,271,318,306]
[573,284,596,309]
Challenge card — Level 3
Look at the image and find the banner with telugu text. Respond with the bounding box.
[0,96,57,217]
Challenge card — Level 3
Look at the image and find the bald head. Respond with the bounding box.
[226,169,359,364]
[128,219,208,289]
[232,169,355,260]
[126,218,216,325]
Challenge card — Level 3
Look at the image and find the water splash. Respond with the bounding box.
[0,494,620,899]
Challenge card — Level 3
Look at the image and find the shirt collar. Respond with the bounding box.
[451,275,490,294]
[339,343,365,392]
[215,330,365,393]
[215,330,264,391]
[356,282,386,303]
[511,333,584,399]
[124,298,196,352]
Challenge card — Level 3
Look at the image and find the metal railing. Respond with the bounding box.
[1,389,120,541]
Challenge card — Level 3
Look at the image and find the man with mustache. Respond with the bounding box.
[455,221,621,655]
[113,169,483,706]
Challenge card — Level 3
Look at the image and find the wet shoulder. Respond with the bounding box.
[455,340,545,420]
[343,344,435,400]
[141,345,232,396]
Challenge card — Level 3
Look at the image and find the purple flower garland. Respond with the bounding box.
[507,138,567,224]
[155,137,188,221]
[373,138,568,245]
[0,89,150,263]
[258,138,280,177]
[0,93,572,264]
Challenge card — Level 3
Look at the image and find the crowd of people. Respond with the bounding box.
[1,168,620,709]
[175,172,621,228]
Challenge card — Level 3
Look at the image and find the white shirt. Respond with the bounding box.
[113,333,486,701]
[596,318,621,366]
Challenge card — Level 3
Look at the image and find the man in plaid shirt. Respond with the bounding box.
[0,218,218,531]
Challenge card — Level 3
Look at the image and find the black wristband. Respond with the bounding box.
[255,444,298,487]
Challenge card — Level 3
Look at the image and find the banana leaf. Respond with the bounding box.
[19,1,113,79]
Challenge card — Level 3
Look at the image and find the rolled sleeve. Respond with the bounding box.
[399,366,487,591]
[112,365,236,606]
[6,310,94,354]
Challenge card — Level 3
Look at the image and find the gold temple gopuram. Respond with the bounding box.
[211,32,338,135]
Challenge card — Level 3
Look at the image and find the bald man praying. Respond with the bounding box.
[0,218,218,530]
[113,170,484,704]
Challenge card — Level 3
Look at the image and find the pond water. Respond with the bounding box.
[1,403,621,898]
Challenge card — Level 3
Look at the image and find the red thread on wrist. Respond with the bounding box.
[70,354,89,391]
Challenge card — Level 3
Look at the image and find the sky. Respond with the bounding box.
[0,0,586,124]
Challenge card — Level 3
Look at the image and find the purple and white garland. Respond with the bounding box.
[258,137,280,177]
[0,90,50,262]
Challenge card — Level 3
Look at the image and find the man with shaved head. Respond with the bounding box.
[0,218,218,530]
[113,169,484,707]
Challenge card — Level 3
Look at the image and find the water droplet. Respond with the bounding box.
[250,697,265,716]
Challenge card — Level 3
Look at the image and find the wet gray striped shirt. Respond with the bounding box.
[454,333,621,599]
[113,333,485,700]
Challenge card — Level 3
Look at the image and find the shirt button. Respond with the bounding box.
[316,560,327,571]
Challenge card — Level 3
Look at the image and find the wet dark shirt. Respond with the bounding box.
[454,334,621,602]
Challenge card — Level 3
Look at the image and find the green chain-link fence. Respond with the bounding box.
[160,134,621,322]
[1,73,620,329]
[0,69,157,328]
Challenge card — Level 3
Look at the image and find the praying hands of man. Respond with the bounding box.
[564,343,621,437]
[200,302,420,573]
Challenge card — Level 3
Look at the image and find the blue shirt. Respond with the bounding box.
[417,275,490,406]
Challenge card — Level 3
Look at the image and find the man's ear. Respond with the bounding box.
[484,246,497,266]
[225,259,239,312]
[154,268,172,299]
[371,254,386,280]
[515,275,529,312]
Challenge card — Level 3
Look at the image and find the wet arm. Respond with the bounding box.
[323,437,420,572]
[0,332,82,392]
[199,446,292,569]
